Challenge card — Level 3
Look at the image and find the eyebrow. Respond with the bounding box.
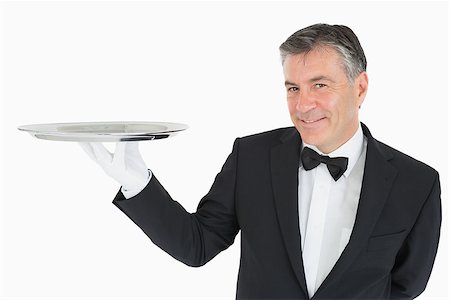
[284,76,336,86]
[284,80,298,86]
[308,75,335,83]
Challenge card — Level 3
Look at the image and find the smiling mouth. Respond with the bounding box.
[301,117,325,124]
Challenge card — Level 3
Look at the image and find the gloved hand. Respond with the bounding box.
[79,141,151,198]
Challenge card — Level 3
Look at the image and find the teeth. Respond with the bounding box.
[304,119,318,123]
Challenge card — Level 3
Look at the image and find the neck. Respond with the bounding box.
[317,122,361,154]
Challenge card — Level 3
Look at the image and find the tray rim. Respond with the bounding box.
[17,121,189,142]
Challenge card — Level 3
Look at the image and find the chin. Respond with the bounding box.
[297,131,323,147]
[295,126,322,143]
[303,138,323,148]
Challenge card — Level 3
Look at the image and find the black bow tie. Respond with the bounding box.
[301,147,348,181]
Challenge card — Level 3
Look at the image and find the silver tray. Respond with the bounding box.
[18,121,188,142]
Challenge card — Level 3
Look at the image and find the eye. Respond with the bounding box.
[314,83,327,89]
[287,86,299,93]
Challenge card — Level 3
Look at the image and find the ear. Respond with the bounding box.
[355,71,368,108]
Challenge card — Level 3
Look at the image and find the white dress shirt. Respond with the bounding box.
[299,124,367,297]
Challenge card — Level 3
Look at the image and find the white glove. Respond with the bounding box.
[79,142,151,199]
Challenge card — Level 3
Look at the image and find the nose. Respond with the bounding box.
[295,90,316,113]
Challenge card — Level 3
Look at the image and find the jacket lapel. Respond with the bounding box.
[313,123,398,298]
[270,128,309,296]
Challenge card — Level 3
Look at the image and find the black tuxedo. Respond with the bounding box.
[113,123,441,299]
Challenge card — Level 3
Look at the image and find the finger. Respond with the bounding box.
[90,142,113,166]
[126,141,140,156]
[125,141,145,165]
[126,143,148,177]
[113,142,127,166]
[79,142,97,161]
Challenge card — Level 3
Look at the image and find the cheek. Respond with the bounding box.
[317,96,337,117]
[287,100,297,114]
[341,96,360,117]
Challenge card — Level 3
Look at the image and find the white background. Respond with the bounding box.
[0,1,448,299]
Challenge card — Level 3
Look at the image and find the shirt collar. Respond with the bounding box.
[301,123,365,178]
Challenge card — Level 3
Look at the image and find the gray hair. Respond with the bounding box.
[279,24,367,82]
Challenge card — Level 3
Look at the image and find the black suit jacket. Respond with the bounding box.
[113,123,441,299]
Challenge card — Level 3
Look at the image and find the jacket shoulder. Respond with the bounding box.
[375,139,438,178]
[363,123,438,177]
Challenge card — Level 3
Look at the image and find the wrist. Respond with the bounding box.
[121,170,152,199]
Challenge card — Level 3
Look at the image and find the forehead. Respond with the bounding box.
[283,46,346,81]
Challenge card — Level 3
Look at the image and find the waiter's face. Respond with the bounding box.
[283,46,368,154]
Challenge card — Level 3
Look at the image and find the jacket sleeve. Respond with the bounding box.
[390,172,442,299]
[112,139,241,267]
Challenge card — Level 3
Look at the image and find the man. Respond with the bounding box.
[81,24,441,299]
